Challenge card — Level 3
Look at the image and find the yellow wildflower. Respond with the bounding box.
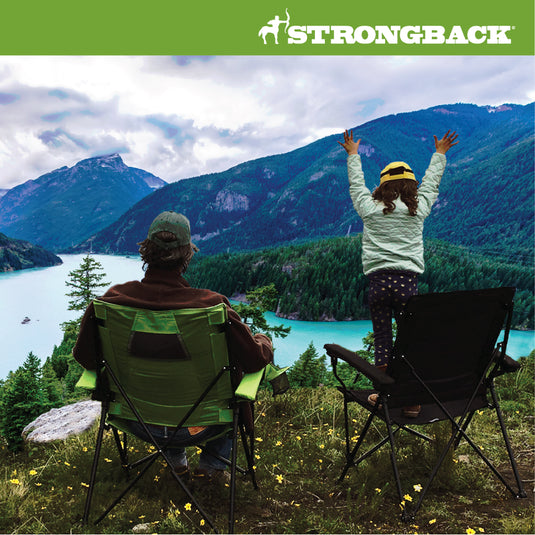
[319,444,325,449]
[318,459,323,463]
[184,503,192,511]
[413,484,422,492]
[64,461,71,466]
[375,487,382,493]
[29,469,37,476]
[276,474,284,484]
[9,479,20,485]
[466,529,476,534]
[82,447,88,452]
[81,482,90,488]
[276,440,283,446]
[429,519,437,524]
[200,519,205,526]
[35,483,42,487]
[255,454,260,459]
[138,515,145,519]
[478,529,485,533]
[255,437,263,442]
[404,494,413,502]
[296,435,301,440]
[104,458,112,463]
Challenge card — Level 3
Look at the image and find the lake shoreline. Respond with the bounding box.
[0,254,533,378]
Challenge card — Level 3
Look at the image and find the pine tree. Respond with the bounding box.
[287,342,327,388]
[64,255,109,327]
[41,359,63,408]
[0,352,48,451]
[233,283,291,340]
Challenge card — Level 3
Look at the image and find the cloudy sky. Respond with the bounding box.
[0,55,533,190]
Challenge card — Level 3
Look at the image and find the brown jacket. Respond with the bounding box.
[73,266,273,376]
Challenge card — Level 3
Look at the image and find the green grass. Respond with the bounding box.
[1,371,533,534]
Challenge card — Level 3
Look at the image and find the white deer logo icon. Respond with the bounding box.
[258,9,290,45]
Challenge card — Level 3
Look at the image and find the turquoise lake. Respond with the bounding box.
[0,254,533,378]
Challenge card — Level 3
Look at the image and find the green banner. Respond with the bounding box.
[0,0,533,55]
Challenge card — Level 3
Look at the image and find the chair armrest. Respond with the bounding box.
[75,369,97,390]
[492,347,521,376]
[235,369,264,400]
[235,363,291,400]
[324,343,395,387]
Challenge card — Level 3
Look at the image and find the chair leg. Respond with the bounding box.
[239,423,258,489]
[343,396,351,458]
[338,409,375,483]
[82,402,108,524]
[229,409,240,534]
[453,410,475,449]
[94,452,160,525]
[112,428,129,469]
[382,403,404,509]
[490,382,527,498]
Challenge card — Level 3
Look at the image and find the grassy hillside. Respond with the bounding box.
[0,352,533,534]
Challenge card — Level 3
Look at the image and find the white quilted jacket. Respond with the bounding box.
[348,152,447,275]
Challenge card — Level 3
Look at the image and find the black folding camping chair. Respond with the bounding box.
[325,287,527,521]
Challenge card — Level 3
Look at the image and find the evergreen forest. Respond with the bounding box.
[186,236,534,330]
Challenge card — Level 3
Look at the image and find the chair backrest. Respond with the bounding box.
[93,300,234,427]
[386,287,515,407]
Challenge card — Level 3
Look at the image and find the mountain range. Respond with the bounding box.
[0,103,532,260]
[0,154,166,251]
[74,103,534,261]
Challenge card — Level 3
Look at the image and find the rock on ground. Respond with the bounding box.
[22,400,101,443]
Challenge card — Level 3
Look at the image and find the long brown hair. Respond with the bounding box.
[372,179,419,216]
[138,231,198,272]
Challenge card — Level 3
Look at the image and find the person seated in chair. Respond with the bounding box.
[73,211,274,481]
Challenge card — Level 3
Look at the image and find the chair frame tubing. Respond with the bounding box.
[82,357,257,534]
[334,302,526,522]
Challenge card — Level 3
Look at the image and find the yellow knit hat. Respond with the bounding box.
[380,161,416,184]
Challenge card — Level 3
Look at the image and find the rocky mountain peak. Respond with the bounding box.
[75,153,127,172]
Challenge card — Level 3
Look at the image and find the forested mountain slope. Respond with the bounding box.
[186,236,533,330]
[78,103,533,262]
[0,233,62,272]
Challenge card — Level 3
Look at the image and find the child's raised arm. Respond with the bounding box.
[434,130,459,154]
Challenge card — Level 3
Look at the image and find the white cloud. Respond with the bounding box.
[0,55,533,189]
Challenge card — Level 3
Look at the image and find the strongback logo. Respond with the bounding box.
[258,9,513,46]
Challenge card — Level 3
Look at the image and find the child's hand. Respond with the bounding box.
[338,130,361,155]
[434,130,459,154]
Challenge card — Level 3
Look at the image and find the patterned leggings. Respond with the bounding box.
[368,270,418,367]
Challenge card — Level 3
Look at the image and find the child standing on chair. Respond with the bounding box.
[338,130,458,370]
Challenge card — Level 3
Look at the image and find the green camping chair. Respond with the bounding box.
[78,299,287,533]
